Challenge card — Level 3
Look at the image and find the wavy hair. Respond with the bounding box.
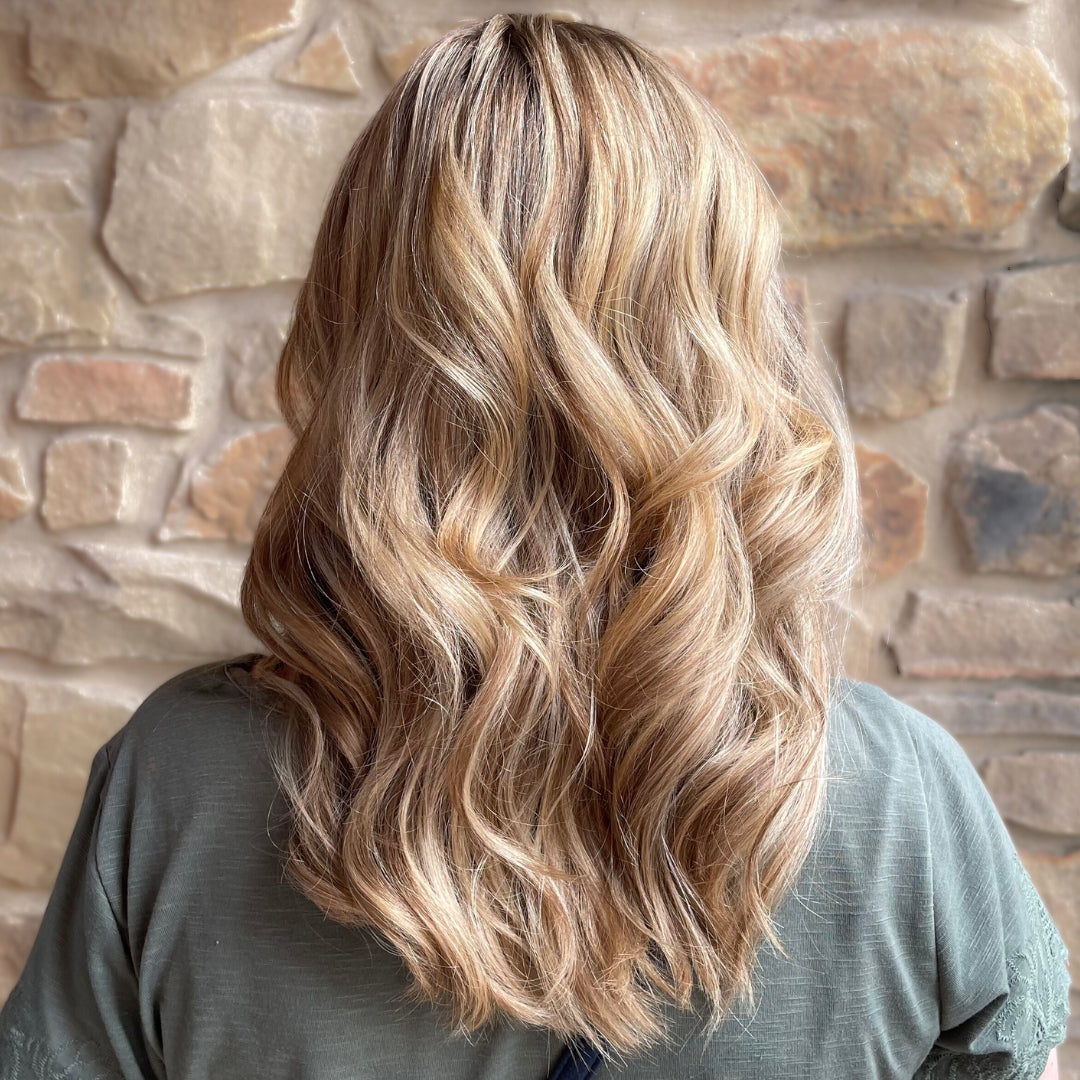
[238,11,862,1059]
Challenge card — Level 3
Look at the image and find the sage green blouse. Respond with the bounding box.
[0,655,1070,1079]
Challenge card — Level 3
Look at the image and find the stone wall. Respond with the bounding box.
[0,0,1078,1071]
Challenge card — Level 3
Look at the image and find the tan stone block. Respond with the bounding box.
[983,753,1080,835]
[377,28,442,83]
[0,100,87,147]
[1018,849,1079,990]
[898,687,1080,737]
[275,21,361,95]
[948,403,1080,575]
[109,306,205,359]
[16,355,193,430]
[102,99,366,301]
[839,607,875,682]
[10,0,299,99]
[889,591,1080,679]
[0,680,138,889]
[987,261,1080,379]
[855,445,928,578]
[0,452,32,520]
[843,289,967,419]
[42,434,131,532]
[657,25,1068,250]
[160,426,294,544]
[0,889,48,1003]
[227,318,288,420]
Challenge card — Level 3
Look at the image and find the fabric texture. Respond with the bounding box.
[0,655,1070,1080]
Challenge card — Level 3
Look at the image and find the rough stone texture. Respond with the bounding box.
[0,679,140,889]
[109,307,206,358]
[274,21,361,94]
[948,403,1080,575]
[843,288,968,419]
[2,0,299,100]
[855,445,928,577]
[986,261,1080,379]
[42,435,131,532]
[899,687,1080,737]
[1020,850,1079,1002]
[0,542,260,665]
[160,425,294,543]
[657,24,1069,250]
[0,170,115,348]
[889,591,1080,679]
[1061,160,1080,231]
[781,275,810,352]
[0,100,87,147]
[16,355,193,430]
[983,752,1080,835]
[0,453,32,520]
[227,318,289,420]
[102,99,367,301]
[0,889,47,1002]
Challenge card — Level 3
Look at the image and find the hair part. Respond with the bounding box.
[239,11,862,1060]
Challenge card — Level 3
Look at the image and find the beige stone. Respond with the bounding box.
[227,318,288,420]
[0,172,115,348]
[1061,159,1080,231]
[987,261,1080,379]
[0,681,20,841]
[102,99,366,301]
[889,591,1080,679]
[0,100,87,147]
[855,445,928,577]
[42,434,131,532]
[16,355,193,430]
[377,28,442,83]
[839,607,876,682]
[899,687,1080,737]
[0,889,48,1002]
[8,0,300,100]
[275,21,361,94]
[160,426,294,544]
[948,403,1080,575]
[109,307,206,359]
[0,453,32,520]
[781,276,810,352]
[843,289,968,419]
[0,680,139,889]
[983,753,1080,835]
[658,24,1069,250]
[0,542,260,666]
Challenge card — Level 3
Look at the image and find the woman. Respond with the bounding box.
[0,13,1069,1080]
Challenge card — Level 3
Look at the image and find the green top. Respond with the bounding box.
[0,654,1070,1079]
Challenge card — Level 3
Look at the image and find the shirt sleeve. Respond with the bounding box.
[910,711,1071,1080]
[0,738,160,1079]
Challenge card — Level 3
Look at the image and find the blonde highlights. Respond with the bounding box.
[239,12,861,1058]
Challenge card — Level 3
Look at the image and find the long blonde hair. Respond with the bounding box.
[239,12,861,1058]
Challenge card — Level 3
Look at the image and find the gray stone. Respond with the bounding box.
[227,318,288,420]
[983,753,1080,836]
[899,687,1080,737]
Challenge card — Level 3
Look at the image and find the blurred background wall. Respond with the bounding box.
[0,0,1077,1069]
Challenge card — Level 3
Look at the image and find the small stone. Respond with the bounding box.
[377,28,441,83]
[843,288,967,419]
[986,260,1080,379]
[948,403,1080,575]
[274,21,361,95]
[855,445,928,577]
[657,24,1069,250]
[16,355,193,431]
[839,606,876,682]
[983,752,1080,835]
[0,679,140,889]
[17,0,300,99]
[227,318,288,420]
[42,435,131,532]
[889,590,1080,678]
[109,307,205,359]
[0,889,48,1002]
[781,276,810,352]
[1060,160,1080,231]
[898,687,1080,737]
[159,426,294,544]
[1019,850,1079,1001]
[0,453,32,521]
[0,100,88,148]
[102,99,366,301]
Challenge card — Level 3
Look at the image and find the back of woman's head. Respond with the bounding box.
[239,11,862,1059]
